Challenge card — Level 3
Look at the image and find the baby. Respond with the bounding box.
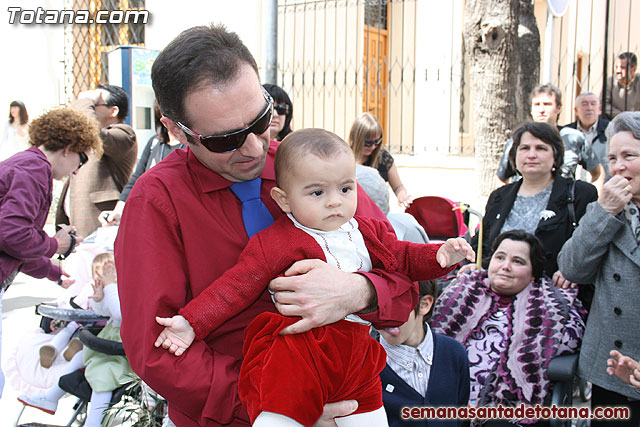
[19,252,132,427]
[155,128,475,426]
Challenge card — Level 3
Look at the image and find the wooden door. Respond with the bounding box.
[363,25,389,138]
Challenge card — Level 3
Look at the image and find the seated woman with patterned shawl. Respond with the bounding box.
[430,230,585,426]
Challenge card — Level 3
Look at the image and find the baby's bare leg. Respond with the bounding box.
[252,411,304,427]
[335,407,389,427]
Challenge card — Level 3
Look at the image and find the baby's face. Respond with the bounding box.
[282,151,358,231]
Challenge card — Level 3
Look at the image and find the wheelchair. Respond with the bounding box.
[547,353,590,427]
[15,305,165,427]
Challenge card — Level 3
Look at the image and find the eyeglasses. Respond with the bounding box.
[94,103,109,107]
[364,136,383,147]
[77,152,88,170]
[174,87,274,153]
[274,103,290,116]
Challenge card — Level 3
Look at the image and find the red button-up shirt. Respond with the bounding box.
[115,142,416,426]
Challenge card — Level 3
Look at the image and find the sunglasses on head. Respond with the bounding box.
[175,87,274,154]
[364,136,383,147]
[77,152,88,170]
[274,103,290,116]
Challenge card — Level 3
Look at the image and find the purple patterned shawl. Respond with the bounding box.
[430,270,584,410]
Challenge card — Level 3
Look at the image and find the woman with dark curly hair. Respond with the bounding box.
[263,83,293,141]
[0,107,101,398]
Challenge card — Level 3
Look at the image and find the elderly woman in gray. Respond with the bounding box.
[558,111,640,425]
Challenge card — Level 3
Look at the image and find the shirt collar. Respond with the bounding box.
[577,121,597,134]
[188,140,278,193]
[381,323,434,367]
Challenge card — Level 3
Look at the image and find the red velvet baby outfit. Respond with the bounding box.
[180,215,453,426]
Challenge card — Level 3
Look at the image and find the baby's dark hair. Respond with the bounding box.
[274,128,354,188]
[417,280,439,319]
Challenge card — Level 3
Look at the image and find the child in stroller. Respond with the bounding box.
[18,252,133,427]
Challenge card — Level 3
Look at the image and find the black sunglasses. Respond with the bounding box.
[274,103,290,116]
[175,87,274,153]
[364,136,383,147]
[77,152,88,170]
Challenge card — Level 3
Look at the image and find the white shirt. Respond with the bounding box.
[288,214,373,325]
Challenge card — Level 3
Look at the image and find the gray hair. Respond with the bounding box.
[575,91,599,104]
[605,111,640,141]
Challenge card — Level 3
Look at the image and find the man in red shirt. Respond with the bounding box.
[114,24,417,427]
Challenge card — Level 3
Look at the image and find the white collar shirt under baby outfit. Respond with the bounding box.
[288,214,373,325]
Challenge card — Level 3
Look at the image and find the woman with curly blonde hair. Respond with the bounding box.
[0,107,101,398]
[348,112,413,208]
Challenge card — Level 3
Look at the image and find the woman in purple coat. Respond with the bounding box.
[0,107,102,397]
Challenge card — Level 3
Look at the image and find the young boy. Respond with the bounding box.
[379,280,470,426]
[154,129,475,427]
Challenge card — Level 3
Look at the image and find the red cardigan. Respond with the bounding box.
[180,215,453,341]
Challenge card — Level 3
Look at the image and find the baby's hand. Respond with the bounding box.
[89,280,105,302]
[154,315,195,356]
[436,237,476,268]
[99,260,117,285]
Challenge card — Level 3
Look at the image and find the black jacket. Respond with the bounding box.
[472,176,598,275]
[565,117,610,179]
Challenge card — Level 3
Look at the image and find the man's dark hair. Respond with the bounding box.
[151,24,259,126]
[489,230,546,280]
[98,84,129,121]
[509,121,564,176]
[530,83,562,108]
[618,52,638,68]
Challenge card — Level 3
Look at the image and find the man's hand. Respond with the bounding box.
[552,270,577,289]
[598,175,633,216]
[436,237,475,268]
[98,200,125,226]
[78,89,105,104]
[269,259,375,335]
[313,401,359,427]
[154,315,196,356]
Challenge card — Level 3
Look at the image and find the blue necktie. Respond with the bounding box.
[230,178,274,238]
